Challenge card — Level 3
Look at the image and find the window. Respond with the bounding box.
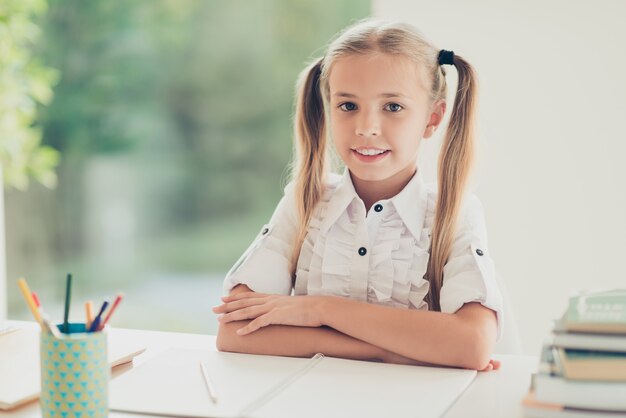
[6,0,369,333]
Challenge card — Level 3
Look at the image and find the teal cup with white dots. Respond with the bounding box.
[40,323,109,418]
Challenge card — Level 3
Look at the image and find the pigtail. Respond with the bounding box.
[289,57,328,280]
[426,55,478,311]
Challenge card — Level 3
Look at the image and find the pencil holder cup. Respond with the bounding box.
[40,323,109,418]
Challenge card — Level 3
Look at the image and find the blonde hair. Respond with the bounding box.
[290,18,478,311]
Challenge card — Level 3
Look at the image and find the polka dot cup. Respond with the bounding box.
[40,323,109,418]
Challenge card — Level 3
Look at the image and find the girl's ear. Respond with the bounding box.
[423,100,447,139]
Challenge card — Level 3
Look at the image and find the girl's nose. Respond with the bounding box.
[355,118,381,137]
[355,126,381,137]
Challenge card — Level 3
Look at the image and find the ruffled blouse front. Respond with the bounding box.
[294,172,433,310]
[223,169,504,337]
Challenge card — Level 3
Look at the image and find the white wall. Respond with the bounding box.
[374,0,626,354]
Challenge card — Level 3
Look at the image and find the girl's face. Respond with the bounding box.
[328,53,445,189]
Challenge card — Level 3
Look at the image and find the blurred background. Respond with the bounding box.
[3,0,369,334]
[3,0,626,355]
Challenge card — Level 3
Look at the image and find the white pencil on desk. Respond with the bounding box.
[200,361,218,404]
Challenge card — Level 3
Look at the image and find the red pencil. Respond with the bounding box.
[98,293,124,330]
[31,291,41,308]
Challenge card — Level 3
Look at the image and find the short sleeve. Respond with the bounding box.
[439,194,504,340]
[222,182,298,296]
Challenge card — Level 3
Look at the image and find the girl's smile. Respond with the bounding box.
[351,147,391,163]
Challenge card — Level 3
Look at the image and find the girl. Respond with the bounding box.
[213,18,503,371]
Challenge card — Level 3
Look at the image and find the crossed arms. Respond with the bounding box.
[214,284,500,371]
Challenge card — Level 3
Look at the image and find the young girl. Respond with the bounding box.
[213,18,503,371]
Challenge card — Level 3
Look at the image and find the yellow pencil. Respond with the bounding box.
[85,301,94,329]
[17,278,43,329]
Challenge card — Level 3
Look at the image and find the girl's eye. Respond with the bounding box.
[339,102,357,112]
[385,103,404,113]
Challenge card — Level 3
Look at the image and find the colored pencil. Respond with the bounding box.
[88,299,109,332]
[17,278,43,329]
[85,301,94,329]
[31,291,41,308]
[40,312,63,338]
[63,273,72,333]
[99,293,124,330]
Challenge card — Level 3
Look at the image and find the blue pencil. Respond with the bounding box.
[88,299,109,332]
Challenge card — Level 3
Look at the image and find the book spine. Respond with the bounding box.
[568,293,626,324]
[534,374,626,412]
[552,332,626,352]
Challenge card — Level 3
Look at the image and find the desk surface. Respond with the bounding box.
[2,321,538,418]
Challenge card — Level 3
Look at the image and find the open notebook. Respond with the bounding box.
[0,324,146,410]
[110,348,477,418]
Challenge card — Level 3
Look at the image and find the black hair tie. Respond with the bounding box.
[438,50,454,66]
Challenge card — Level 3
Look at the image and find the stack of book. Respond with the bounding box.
[523,289,626,418]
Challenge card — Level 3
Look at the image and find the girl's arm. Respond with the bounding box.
[217,292,498,370]
[216,285,423,365]
[317,297,497,370]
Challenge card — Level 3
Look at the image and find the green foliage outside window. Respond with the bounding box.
[0,0,59,190]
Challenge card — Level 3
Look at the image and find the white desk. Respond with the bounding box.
[2,321,538,418]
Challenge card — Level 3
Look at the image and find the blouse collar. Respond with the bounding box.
[320,168,429,241]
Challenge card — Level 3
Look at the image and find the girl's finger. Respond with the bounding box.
[490,359,501,370]
[479,363,493,372]
[222,292,252,302]
[221,293,249,302]
[237,313,272,335]
[213,297,269,313]
[220,305,268,323]
[222,291,268,302]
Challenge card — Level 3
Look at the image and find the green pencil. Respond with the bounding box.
[63,273,72,333]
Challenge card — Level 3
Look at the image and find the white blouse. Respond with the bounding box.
[223,170,504,339]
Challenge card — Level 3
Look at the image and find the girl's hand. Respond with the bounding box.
[212,292,327,335]
[478,359,501,372]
